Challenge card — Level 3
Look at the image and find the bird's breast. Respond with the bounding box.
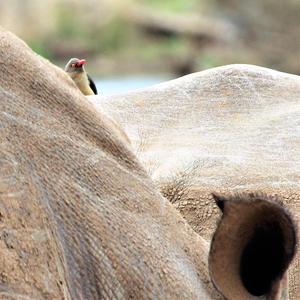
[70,72,95,96]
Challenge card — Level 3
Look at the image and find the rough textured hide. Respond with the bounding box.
[90,64,300,299]
[0,29,221,299]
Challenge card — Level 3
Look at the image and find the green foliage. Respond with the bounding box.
[89,19,134,54]
[55,4,87,39]
[142,0,199,13]
[25,0,222,74]
[197,53,221,69]
[28,39,54,59]
[54,3,134,55]
[140,36,187,60]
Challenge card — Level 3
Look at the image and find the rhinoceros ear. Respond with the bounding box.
[209,193,297,300]
[212,193,226,212]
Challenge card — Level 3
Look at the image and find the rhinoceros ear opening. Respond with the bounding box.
[209,193,297,300]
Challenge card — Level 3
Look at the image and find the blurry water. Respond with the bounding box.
[95,76,170,96]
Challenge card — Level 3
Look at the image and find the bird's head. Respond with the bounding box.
[65,58,86,73]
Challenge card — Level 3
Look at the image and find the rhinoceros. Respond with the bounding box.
[0,28,297,300]
[90,65,300,299]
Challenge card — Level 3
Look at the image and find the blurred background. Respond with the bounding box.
[1,0,299,95]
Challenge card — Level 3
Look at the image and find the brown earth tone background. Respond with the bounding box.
[0,0,299,77]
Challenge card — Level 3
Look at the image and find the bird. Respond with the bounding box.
[64,58,98,95]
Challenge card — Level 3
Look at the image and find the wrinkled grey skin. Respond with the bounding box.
[0,27,297,300]
[0,28,216,300]
[90,64,300,299]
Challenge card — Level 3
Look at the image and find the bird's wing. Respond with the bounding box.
[88,74,98,95]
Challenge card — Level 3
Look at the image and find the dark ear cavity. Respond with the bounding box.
[212,193,226,212]
[209,193,298,299]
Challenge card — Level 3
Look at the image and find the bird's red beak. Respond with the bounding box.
[77,59,86,66]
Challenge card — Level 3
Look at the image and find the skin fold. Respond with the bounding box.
[0,28,297,300]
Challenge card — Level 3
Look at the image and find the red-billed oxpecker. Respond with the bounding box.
[65,58,98,95]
